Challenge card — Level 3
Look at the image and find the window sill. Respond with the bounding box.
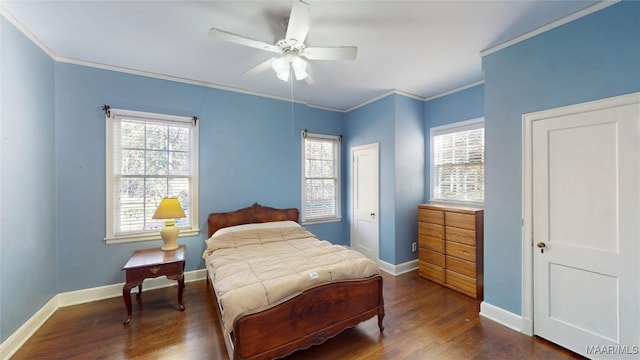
[301,217,342,226]
[105,228,200,245]
[429,199,484,206]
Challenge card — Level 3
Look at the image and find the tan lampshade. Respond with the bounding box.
[152,197,186,219]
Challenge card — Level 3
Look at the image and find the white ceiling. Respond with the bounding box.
[1,0,604,111]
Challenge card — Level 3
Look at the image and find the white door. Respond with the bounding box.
[350,143,379,262]
[531,95,640,358]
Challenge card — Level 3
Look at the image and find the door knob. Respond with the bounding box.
[536,242,546,253]
[370,212,376,218]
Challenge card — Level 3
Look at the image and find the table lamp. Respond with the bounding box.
[152,197,186,251]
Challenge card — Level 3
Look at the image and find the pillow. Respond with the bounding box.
[212,220,301,237]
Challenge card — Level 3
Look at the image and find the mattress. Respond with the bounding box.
[203,221,379,335]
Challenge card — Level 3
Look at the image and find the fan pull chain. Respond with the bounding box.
[290,67,295,135]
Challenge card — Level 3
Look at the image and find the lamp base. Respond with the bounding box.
[159,220,180,252]
[161,243,180,252]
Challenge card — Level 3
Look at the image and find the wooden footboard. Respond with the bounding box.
[212,275,384,360]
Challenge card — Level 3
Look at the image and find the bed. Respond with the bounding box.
[204,203,385,360]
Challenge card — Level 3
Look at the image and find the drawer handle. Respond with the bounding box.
[149,267,160,274]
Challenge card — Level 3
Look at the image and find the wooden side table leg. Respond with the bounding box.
[137,284,142,298]
[177,275,185,311]
[123,283,135,325]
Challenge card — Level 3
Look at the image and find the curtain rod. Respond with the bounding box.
[302,129,342,142]
[101,105,198,126]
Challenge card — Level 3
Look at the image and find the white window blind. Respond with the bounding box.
[105,108,199,243]
[431,118,484,203]
[301,132,341,223]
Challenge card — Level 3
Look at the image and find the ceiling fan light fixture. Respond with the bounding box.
[276,68,290,82]
[291,55,308,81]
[271,54,307,82]
[272,56,290,81]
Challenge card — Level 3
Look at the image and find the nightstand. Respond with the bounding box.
[122,245,186,324]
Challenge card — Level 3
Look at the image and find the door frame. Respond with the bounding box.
[521,92,640,336]
[349,142,379,259]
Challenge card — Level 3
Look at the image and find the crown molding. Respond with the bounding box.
[344,89,424,113]
[56,56,318,108]
[481,0,619,57]
[0,5,55,58]
[423,80,485,102]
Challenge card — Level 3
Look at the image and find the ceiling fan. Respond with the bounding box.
[209,0,357,83]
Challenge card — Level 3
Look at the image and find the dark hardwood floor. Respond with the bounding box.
[11,270,584,360]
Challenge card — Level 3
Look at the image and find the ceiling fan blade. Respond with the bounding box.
[304,46,358,61]
[209,28,281,54]
[242,58,276,76]
[285,0,311,44]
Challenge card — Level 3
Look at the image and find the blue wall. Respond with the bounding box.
[393,95,425,264]
[1,17,57,341]
[482,0,640,314]
[345,95,396,263]
[344,93,425,265]
[53,63,346,293]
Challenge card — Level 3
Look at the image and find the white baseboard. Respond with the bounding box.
[0,296,58,360]
[379,259,419,276]
[57,269,207,307]
[479,301,528,334]
[0,269,207,359]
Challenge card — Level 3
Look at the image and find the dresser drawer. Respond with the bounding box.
[418,222,443,238]
[125,261,183,283]
[419,262,445,283]
[445,226,476,246]
[446,241,476,262]
[446,255,476,278]
[446,270,477,297]
[419,235,444,252]
[445,212,476,230]
[418,208,444,224]
[419,248,445,267]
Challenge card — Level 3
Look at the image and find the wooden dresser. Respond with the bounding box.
[418,203,484,299]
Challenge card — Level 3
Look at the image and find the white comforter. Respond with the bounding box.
[203,222,379,335]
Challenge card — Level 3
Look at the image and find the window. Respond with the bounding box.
[105,108,199,244]
[301,131,341,224]
[430,118,484,203]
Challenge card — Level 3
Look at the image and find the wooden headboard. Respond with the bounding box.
[207,203,300,237]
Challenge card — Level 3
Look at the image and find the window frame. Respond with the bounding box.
[300,131,342,225]
[429,117,485,204]
[105,108,199,244]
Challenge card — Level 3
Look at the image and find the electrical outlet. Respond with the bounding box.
[412,242,417,252]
